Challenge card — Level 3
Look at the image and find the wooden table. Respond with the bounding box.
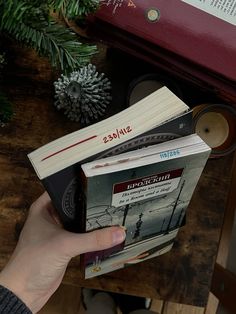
[0,42,234,307]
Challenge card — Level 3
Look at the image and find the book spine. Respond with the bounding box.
[78,169,88,233]
[42,165,86,232]
[87,19,236,102]
[78,170,88,278]
[95,0,236,81]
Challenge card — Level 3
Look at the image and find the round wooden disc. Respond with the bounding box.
[195,112,229,148]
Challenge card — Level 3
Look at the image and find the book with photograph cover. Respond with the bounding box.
[87,0,236,101]
[80,133,211,278]
[28,87,191,231]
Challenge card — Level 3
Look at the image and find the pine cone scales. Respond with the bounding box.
[54,64,112,124]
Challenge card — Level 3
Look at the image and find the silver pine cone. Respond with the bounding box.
[54,64,112,124]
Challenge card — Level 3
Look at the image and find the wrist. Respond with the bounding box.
[0,261,37,313]
[0,284,32,313]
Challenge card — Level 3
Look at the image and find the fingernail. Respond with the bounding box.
[112,228,126,245]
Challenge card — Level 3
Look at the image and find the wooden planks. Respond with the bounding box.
[39,285,206,314]
[211,264,236,314]
[151,299,164,313]
[39,284,81,314]
[205,151,236,314]
[162,302,204,314]
[40,288,206,314]
[205,293,219,314]
[215,152,236,268]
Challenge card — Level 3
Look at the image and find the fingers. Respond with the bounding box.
[61,226,126,258]
[29,193,126,258]
[28,192,62,226]
[30,192,51,213]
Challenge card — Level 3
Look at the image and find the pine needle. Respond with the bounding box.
[0,0,99,73]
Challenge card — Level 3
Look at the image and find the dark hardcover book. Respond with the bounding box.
[28,87,191,231]
[87,0,236,101]
[80,134,211,278]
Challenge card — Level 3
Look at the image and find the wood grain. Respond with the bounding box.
[215,152,236,268]
[211,263,236,314]
[205,293,219,314]
[151,299,164,313]
[205,151,236,314]
[162,302,204,314]
[0,40,234,308]
[39,284,81,314]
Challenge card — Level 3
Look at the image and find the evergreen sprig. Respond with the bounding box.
[49,0,99,19]
[0,0,99,73]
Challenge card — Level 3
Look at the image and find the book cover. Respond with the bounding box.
[28,87,191,231]
[81,134,211,278]
[95,0,236,81]
[88,0,236,101]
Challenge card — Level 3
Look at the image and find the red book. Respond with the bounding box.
[89,0,236,101]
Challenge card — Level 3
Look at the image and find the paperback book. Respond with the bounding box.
[28,87,192,231]
[80,134,211,278]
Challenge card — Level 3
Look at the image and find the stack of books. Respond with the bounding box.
[28,87,211,278]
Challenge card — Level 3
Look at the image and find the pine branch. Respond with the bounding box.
[3,16,97,72]
[49,0,100,19]
[0,0,99,73]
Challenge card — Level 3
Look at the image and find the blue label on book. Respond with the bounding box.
[159,149,180,160]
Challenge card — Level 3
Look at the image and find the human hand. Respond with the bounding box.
[0,192,126,313]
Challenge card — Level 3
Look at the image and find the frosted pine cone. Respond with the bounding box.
[54,64,112,124]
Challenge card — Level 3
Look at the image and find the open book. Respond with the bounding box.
[28,87,191,231]
[88,0,236,101]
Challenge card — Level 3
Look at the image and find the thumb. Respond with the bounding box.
[60,226,126,258]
